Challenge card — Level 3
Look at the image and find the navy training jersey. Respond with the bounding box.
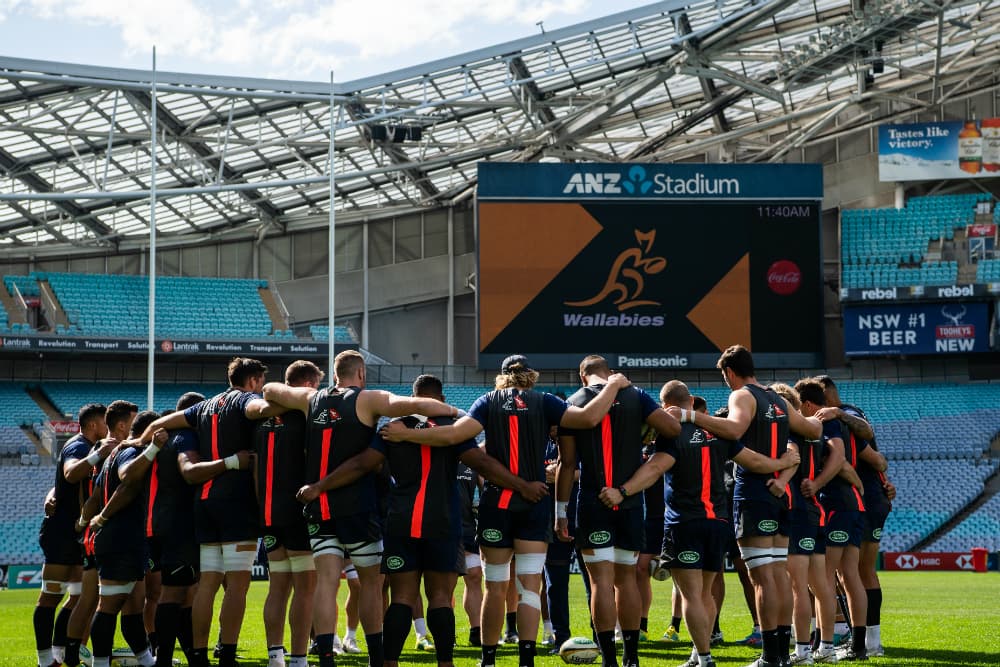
[468,388,567,512]
[184,388,259,506]
[818,419,866,512]
[147,428,198,538]
[50,434,96,529]
[93,447,144,553]
[789,433,827,527]
[840,403,889,511]
[656,423,742,526]
[733,384,790,504]
[255,410,307,528]
[456,460,479,542]
[561,384,658,509]
[304,386,377,520]
[372,415,475,539]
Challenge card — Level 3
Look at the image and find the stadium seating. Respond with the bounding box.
[926,493,1000,553]
[976,258,1000,283]
[840,193,988,289]
[3,274,40,297]
[309,325,360,343]
[0,384,46,464]
[4,272,290,340]
[0,466,50,564]
[40,382,226,417]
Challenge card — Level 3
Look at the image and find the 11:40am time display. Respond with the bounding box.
[757,204,814,218]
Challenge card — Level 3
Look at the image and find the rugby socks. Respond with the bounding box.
[91,611,117,661]
[777,624,792,657]
[268,645,286,667]
[64,637,82,667]
[517,639,536,667]
[177,607,194,656]
[698,654,713,667]
[480,644,498,667]
[469,626,482,647]
[33,604,56,664]
[314,633,337,667]
[121,613,152,664]
[187,648,210,667]
[795,641,812,659]
[543,619,554,638]
[413,616,428,639]
[761,629,779,663]
[426,606,455,663]
[365,631,384,667]
[383,603,413,661]
[596,630,617,667]
[850,626,867,657]
[639,617,648,633]
[670,616,683,632]
[622,629,640,666]
[713,615,721,635]
[53,605,72,661]
[506,612,518,637]
[153,602,179,666]
[288,656,308,667]
[218,643,238,667]
[866,588,882,650]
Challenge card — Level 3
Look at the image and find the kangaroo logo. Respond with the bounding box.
[565,229,667,311]
[620,165,653,194]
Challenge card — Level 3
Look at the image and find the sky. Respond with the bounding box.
[0,0,655,83]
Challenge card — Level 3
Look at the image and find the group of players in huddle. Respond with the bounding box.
[31,344,893,667]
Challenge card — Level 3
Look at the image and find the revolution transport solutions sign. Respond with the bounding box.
[0,335,357,358]
[476,162,824,370]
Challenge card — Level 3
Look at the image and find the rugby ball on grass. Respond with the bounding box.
[559,637,600,664]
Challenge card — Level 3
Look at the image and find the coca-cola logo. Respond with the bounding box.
[767,260,801,295]
[160,340,174,352]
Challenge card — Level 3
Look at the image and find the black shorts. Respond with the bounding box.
[662,519,729,572]
[147,536,162,573]
[825,510,863,548]
[309,511,383,546]
[263,519,312,554]
[195,498,259,544]
[39,518,84,567]
[733,499,790,540]
[95,549,146,583]
[382,534,465,574]
[642,504,665,556]
[787,513,826,556]
[862,504,890,543]
[463,535,478,554]
[149,534,199,585]
[477,500,551,549]
[575,499,645,552]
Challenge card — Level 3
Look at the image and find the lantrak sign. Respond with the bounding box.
[0,335,357,358]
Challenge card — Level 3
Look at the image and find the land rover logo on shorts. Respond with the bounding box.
[590,531,611,545]
[829,530,849,543]
[147,558,154,571]
[264,535,277,549]
[482,528,503,543]
[678,551,699,564]
[386,556,405,570]
[758,519,778,533]
[308,523,319,536]
[872,528,882,540]
[798,538,815,551]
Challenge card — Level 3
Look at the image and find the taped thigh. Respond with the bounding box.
[464,553,482,571]
[581,547,615,564]
[288,553,316,573]
[739,546,773,570]
[100,581,136,596]
[221,541,257,572]
[344,540,383,569]
[613,548,639,566]
[483,560,512,582]
[513,552,546,576]
[199,544,224,573]
[311,535,346,560]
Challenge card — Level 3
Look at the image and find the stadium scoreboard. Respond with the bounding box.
[476,162,824,370]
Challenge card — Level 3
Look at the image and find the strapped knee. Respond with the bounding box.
[483,560,512,582]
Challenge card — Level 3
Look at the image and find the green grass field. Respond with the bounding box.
[1,572,998,666]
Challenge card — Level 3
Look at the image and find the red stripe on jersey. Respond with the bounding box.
[700,446,716,519]
[264,432,275,527]
[498,415,519,510]
[146,459,158,537]
[411,445,432,538]
[813,497,826,527]
[770,422,779,479]
[849,433,857,467]
[852,486,866,512]
[601,415,618,511]
[201,413,219,501]
[319,428,332,521]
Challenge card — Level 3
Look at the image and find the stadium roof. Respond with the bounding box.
[0,0,997,258]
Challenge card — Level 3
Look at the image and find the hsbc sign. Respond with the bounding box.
[884,551,985,571]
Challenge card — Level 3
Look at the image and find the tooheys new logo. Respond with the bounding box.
[562,228,667,328]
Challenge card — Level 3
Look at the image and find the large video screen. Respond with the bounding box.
[476,162,824,370]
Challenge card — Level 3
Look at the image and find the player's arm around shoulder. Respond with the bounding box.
[787,402,822,440]
[380,414,481,446]
[262,382,315,414]
[687,389,754,441]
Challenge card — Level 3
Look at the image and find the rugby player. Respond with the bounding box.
[636,425,662,643]
[555,355,682,667]
[133,358,278,667]
[457,457,484,646]
[817,376,892,658]
[380,354,630,667]
[264,351,460,667]
[255,361,324,667]
[670,346,822,667]
[599,380,798,667]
